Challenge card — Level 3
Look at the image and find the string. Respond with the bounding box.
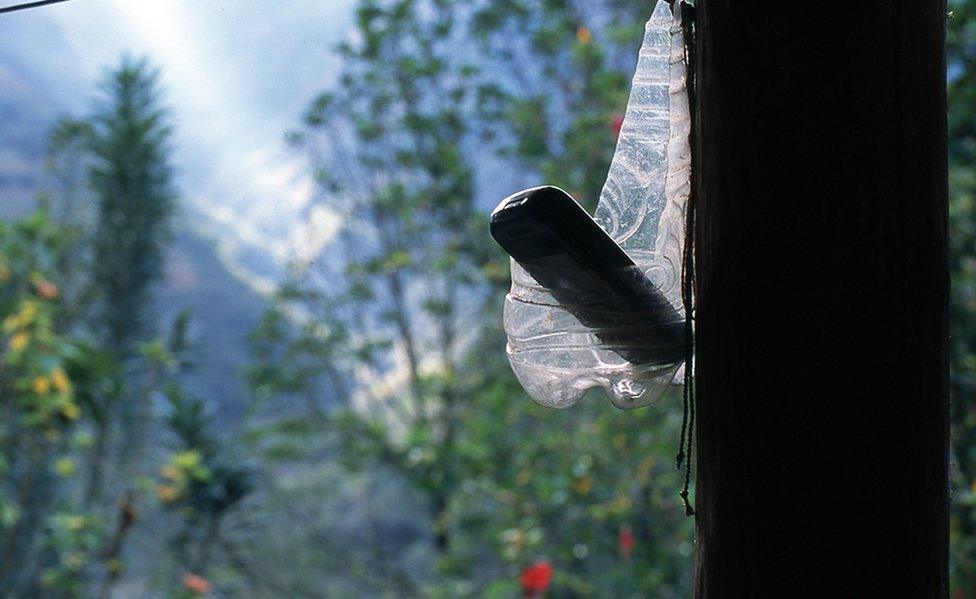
[676,0,697,518]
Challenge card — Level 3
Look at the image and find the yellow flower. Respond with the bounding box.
[62,552,84,571]
[8,332,29,352]
[0,316,16,333]
[18,301,38,326]
[32,375,51,395]
[161,464,181,481]
[156,484,180,503]
[59,402,80,421]
[501,527,525,549]
[3,301,39,333]
[573,476,593,496]
[637,455,655,482]
[55,457,76,477]
[173,450,202,470]
[64,515,86,531]
[611,494,632,512]
[50,368,71,394]
[72,430,94,449]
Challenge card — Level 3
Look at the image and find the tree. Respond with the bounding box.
[0,210,94,597]
[82,56,177,500]
[288,0,485,557]
[470,0,646,208]
[155,379,255,591]
[246,0,694,595]
[0,55,228,597]
[89,56,176,359]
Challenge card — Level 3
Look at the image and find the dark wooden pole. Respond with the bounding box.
[691,1,949,597]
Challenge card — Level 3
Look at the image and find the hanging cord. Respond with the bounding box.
[675,0,698,518]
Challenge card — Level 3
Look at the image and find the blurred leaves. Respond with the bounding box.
[243,1,692,595]
[944,0,976,595]
[1,0,973,596]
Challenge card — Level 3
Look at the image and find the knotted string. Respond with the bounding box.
[674,0,697,518]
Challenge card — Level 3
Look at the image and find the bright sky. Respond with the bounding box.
[0,0,357,292]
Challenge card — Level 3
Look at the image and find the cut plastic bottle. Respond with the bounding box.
[503,0,690,409]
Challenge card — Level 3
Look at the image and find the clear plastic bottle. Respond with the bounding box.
[502,0,690,409]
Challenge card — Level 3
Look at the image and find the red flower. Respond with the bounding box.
[33,278,58,300]
[520,559,553,597]
[618,524,635,560]
[182,573,212,595]
[952,590,966,599]
[610,113,625,140]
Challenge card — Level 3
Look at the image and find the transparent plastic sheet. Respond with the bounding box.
[503,0,691,409]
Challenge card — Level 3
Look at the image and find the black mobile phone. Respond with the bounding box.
[489,185,684,366]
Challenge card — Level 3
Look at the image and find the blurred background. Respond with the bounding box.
[0,0,972,597]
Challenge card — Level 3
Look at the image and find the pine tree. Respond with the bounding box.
[85,56,177,500]
[89,56,176,359]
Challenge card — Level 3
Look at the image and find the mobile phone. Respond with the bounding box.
[489,185,685,365]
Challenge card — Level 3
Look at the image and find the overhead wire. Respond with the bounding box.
[0,0,73,15]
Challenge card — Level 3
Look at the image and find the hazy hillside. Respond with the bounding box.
[0,63,60,215]
[0,60,269,425]
[157,226,268,422]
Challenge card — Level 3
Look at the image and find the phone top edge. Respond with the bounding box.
[489,185,636,272]
[490,185,572,220]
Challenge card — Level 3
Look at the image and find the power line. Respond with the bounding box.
[0,0,73,15]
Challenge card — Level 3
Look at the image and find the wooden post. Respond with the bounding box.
[691,1,949,597]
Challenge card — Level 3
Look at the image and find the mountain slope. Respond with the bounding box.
[159,225,268,422]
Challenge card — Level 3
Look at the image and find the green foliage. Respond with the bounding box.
[39,512,104,596]
[154,321,255,588]
[443,331,693,596]
[242,0,976,595]
[0,210,96,596]
[88,56,176,358]
[0,58,252,598]
[245,0,694,595]
[158,387,254,520]
[471,0,645,208]
[280,4,492,580]
[244,290,349,414]
[38,55,181,511]
[2,0,973,596]
[950,1,976,594]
